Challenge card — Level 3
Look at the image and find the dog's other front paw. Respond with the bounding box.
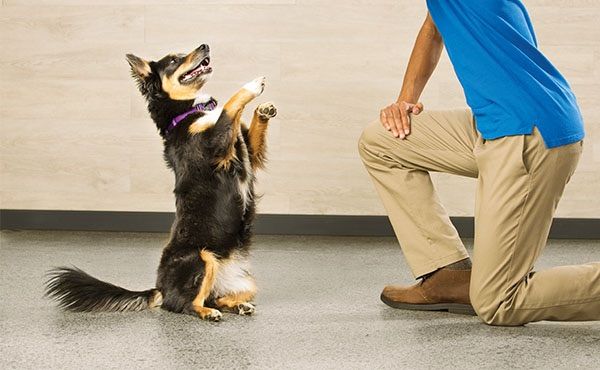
[236,302,256,316]
[243,76,266,97]
[257,102,277,120]
[200,308,223,322]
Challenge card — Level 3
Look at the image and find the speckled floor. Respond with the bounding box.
[1,230,599,369]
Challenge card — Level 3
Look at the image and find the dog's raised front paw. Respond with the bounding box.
[257,102,277,120]
[243,77,266,97]
[236,302,256,316]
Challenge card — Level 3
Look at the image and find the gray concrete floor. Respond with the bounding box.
[0,230,599,369]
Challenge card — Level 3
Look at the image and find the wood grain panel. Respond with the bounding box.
[5,0,295,4]
[0,6,144,44]
[0,0,598,218]
[528,6,600,46]
[0,119,131,196]
[0,79,131,120]
[144,3,425,44]
[526,0,600,7]
[0,42,143,81]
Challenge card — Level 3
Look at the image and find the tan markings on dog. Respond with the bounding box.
[214,112,242,171]
[126,54,151,78]
[215,89,258,170]
[195,306,222,320]
[222,89,257,119]
[188,122,214,135]
[192,250,219,319]
[216,291,256,309]
[136,61,151,77]
[193,302,216,319]
[215,149,239,171]
[161,74,199,100]
[248,112,269,170]
[148,290,163,308]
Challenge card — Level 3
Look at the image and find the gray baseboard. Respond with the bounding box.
[1,209,599,239]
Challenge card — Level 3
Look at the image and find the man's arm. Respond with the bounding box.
[381,12,444,139]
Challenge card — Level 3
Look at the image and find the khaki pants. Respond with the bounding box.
[358,108,600,325]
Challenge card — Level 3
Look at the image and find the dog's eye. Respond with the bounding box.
[170,58,177,64]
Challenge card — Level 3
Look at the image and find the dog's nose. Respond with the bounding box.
[198,44,209,52]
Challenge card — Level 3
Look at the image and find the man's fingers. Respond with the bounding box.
[380,101,424,138]
[399,107,410,137]
[380,110,390,130]
[413,102,424,115]
[382,109,397,135]
[390,105,403,138]
[387,109,399,137]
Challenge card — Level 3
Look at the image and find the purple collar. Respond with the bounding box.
[166,99,217,134]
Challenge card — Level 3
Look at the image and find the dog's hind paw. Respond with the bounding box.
[243,77,266,97]
[236,302,256,316]
[257,102,277,120]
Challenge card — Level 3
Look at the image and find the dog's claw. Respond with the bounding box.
[237,302,256,316]
[257,102,277,120]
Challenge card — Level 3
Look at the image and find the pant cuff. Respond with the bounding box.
[410,250,470,279]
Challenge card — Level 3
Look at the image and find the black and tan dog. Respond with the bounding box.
[45,44,277,321]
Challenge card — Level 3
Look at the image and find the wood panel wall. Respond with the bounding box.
[1,0,598,217]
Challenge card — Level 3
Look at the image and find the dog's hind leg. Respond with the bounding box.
[213,77,266,170]
[247,102,277,170]
[216,291,257,316]
[191,250,222,321]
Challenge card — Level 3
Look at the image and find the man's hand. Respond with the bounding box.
[380,101,424,139]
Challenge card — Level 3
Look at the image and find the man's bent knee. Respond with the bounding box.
[470,286,524,326]
[357,120,385,162]
[469,288,498,325]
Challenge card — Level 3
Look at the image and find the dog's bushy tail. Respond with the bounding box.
[45,267,162,312]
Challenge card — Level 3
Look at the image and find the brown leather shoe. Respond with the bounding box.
[381,269,475,315]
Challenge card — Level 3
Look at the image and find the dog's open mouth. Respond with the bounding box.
[180,57,212,83]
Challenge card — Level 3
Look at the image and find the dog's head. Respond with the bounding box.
[126,44,212,101]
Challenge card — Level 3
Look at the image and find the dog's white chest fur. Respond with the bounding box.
[191,107,223,130]
[188,94,222,132]
[212,253,255,297]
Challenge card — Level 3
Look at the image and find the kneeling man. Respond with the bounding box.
[359,1,599,326]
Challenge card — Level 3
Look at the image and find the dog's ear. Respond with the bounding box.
[126,54,152,93]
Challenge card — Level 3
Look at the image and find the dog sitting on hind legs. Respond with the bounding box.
[44,44,277,321]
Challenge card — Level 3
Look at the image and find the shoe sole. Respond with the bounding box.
[380,293,476,316]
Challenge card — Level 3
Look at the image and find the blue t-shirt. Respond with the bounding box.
[426,0,585,148]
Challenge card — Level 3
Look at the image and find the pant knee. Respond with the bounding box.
[469,287,497,324]
[357,120,383,162]
[470,285,523,326]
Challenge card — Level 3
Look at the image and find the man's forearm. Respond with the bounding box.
[398,13,444,103]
